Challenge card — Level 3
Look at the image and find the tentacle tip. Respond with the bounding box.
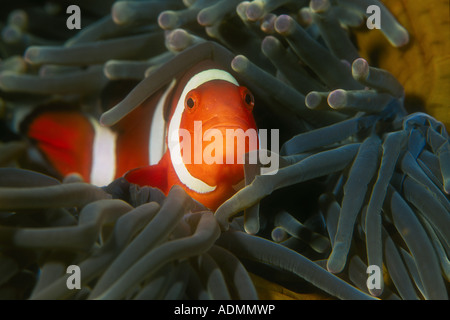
[271,227,287,242]
[327,247,346,274]
[63,172,84,184]
[310,0,330,13]
[166,29,190,51]
[99,112,115,127]
[197,9,211,27]
[274,15,295,36]
[260,14,276,34]
[158,11,178,30]
[261,36,279,56]
[231,55,249,73]
[103,60,119,80]
[391,28,410,48]
[327,89,347,109]
[8,9,28,30]
[352,58,369,80]
[246,2,264,21]
[326,260,344,274]
[305,91,322,109]
[369,287,384,297]
[299,8,313,25]
[24,46,41,64]
[111,1,132,25]
[236,1,251,20]
[244,221,260,235]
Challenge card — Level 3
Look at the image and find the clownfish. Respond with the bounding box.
[19,60,258,210]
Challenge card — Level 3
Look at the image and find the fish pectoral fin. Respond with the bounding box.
[124,165,167,192]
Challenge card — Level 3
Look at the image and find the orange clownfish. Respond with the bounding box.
[21,60,258,210]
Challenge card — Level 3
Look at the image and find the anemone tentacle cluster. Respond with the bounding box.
[0,0,448,300]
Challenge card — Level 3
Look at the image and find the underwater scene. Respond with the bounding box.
[0,0,449,301]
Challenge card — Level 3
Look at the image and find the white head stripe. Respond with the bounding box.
[168,69,238,194]
[89,118,117,186]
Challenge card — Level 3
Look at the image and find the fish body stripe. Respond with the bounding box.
[89,118,117,186]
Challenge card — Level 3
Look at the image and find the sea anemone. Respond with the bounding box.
[0,0,448,300]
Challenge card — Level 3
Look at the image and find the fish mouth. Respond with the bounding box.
[202,117,253,132]
[210,125,252,132]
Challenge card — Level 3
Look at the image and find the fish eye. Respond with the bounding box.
[185,91,198,111]
[187,97,195,108]
[240,87,254,111]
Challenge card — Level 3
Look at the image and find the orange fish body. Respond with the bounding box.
[127,60,258,210]
[22,86,167,185]
[23,60,258,210]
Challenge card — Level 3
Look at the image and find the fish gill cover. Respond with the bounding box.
[0,0,449,300]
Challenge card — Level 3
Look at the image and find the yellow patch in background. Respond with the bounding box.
[249,273,334,300]
[354,0,450,129]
